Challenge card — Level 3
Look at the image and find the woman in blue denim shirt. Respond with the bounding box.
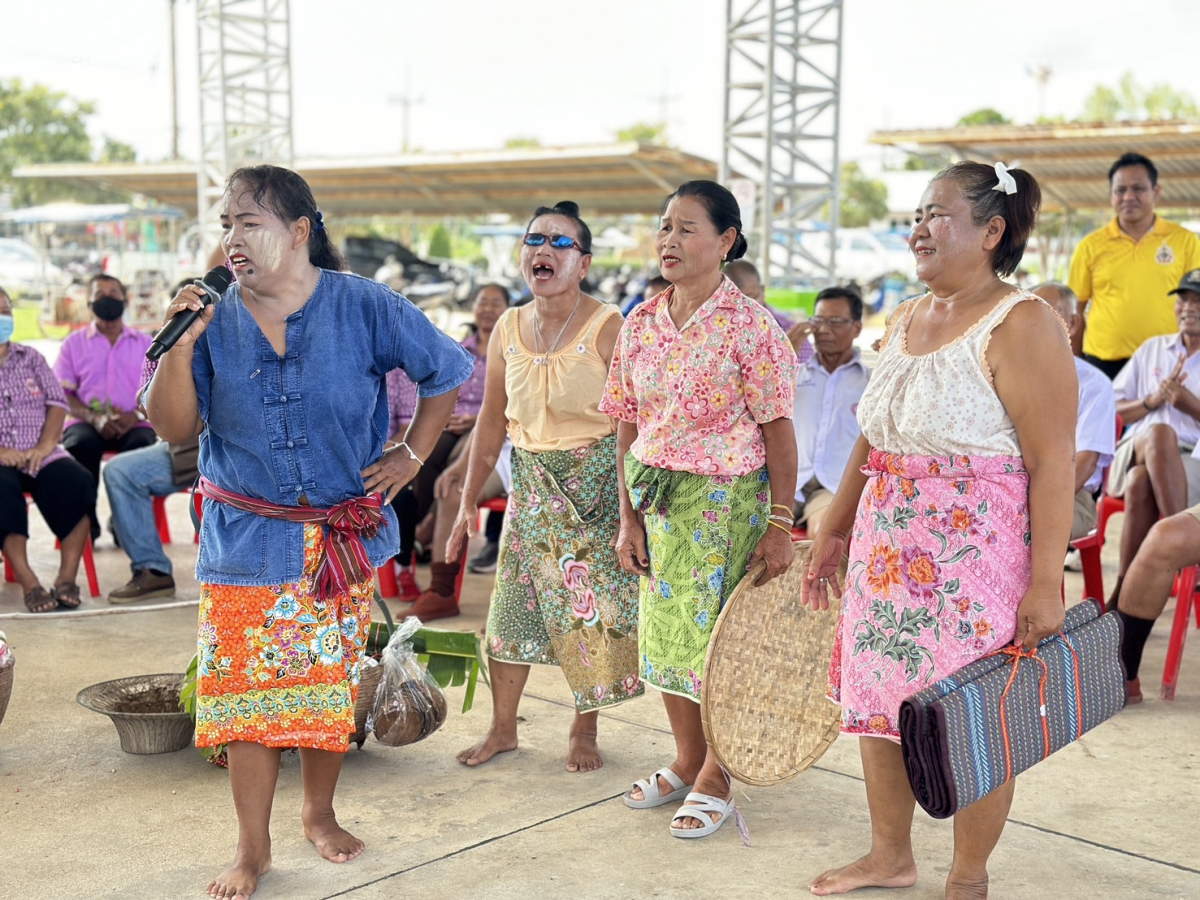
[146,165,472,900]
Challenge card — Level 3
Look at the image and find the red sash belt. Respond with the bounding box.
[198,476,382,600]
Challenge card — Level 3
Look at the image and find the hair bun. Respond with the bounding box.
[553,200,580,217]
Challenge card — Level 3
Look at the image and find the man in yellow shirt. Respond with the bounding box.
[1069,152,1200,379]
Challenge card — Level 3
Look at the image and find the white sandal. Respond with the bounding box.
[623,766,693,809]
[669,791,748,843]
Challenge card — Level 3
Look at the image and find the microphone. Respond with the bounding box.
[146,266,234,361]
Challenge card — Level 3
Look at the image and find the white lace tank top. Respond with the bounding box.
[857,290,1044,457]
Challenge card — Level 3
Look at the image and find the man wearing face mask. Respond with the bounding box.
[54,274,157,541]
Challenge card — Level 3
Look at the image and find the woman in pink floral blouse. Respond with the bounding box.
[603,180,798,840]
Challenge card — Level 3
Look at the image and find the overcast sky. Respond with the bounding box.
[3,0,1197,169]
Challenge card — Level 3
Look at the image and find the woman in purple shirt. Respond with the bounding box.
[0,286,96,612]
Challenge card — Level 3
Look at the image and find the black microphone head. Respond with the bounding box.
[203,265,234,295]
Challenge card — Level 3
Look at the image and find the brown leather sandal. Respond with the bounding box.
[53,582,81,609]
[24,586,56,613]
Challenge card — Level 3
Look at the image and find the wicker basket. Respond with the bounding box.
[76,673,195,755]
[0,661,12,731]
[350,662,383,748]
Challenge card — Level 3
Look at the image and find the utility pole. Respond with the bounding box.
[169,0,179,159]
[1027,64,1052,120]
[388,69,423,153]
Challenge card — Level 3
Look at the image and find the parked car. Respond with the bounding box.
[0,238,68,298]
[769,227,913,287]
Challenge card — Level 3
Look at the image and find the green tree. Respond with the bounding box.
[504,137,541,149]
[956,107,1011,127]
[98,137,136,163]
[615,121,669,146]
[831,161,889,228]
[1079,71,1198,121]
[426,223,452,259]
[0,78,95,205]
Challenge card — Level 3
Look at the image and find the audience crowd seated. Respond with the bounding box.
[723,259,815,365]
[1032,283,1117,542]
[1105,270,1200,606]
[385,283,508,604]
[0,285,96,612]
[53,274,157,541]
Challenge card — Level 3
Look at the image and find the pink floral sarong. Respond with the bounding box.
[829,449,1032,740]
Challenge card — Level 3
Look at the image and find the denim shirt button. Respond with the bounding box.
[286,441,294,448]
[280,395,288,402]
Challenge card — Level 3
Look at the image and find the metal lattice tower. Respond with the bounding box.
[196,0,294,258]
[721,0,843,286]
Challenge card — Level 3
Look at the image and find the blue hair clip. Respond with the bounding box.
[313,210,325,233]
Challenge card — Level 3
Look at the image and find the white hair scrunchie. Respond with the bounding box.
[992,161,1019,195]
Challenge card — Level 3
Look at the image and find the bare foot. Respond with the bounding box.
[303,810,364,863]
[207,846,271,900]
[945,874,988,899]
[456,726,518,767]
[809,853,918,896]
[566,728,602,773]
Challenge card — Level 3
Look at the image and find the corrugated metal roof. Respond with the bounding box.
[871,119,1200,211]
[12,143,717,218]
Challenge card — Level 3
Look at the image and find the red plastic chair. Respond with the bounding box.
[1068,414,1124,602]
[152,487,201,545]
[1161,564,1200,700]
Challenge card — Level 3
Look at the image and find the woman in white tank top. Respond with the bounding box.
[802,162,1077,898]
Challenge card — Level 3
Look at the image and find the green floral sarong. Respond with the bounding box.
[486,434,643,712]
[625,456,769,701]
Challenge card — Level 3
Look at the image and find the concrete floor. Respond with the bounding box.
[1,493,1198,899]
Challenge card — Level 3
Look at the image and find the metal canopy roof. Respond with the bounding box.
[870,119,1200,212]
[13,143,717,219]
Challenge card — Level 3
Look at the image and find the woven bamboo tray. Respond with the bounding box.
[77,673,195,755]
[701,541,846,786]
[0,661,12,730]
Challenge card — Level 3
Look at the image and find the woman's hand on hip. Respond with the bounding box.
[361,448,421,505]
[1012,588,1065,650]
[801,530,846,611]
[446,503,478,563]
[748,525,795,587]
[615,514,649,576]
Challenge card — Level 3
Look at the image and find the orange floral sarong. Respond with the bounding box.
[195,524,373,752]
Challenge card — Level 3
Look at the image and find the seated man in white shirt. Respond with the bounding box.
[1105,271,1200,604]
[1032,283,1117,541]
[791,286,871,536]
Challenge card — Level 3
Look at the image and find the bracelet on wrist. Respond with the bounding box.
[768,514,794,524]
[767,519,793,536]
[771,503,793,514]
[385,440,425,465]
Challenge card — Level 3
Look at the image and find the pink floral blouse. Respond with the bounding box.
[601,276,797,476]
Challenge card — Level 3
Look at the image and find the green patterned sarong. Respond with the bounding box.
[625,456,770,702]
[486,435,643,713]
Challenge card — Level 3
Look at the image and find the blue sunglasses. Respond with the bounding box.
[523,232,586,252]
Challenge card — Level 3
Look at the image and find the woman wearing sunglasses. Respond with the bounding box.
[603,180,798,839]
[448,200,643,772]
